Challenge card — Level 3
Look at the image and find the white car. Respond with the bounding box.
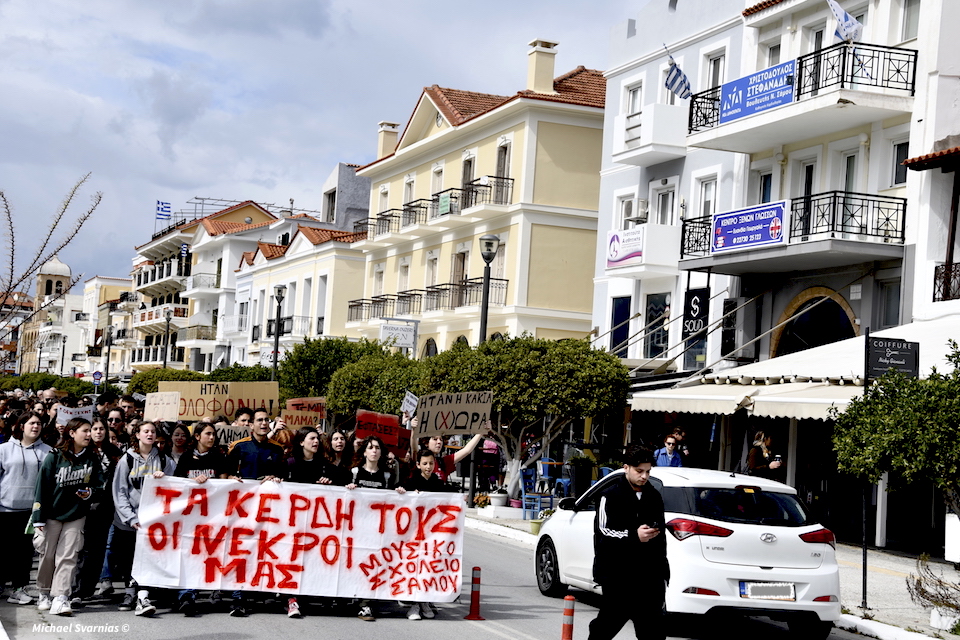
[535,467,840,639]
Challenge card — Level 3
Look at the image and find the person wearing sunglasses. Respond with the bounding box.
[653,435,683,468]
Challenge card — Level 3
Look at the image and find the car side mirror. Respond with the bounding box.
[558,497,576,511]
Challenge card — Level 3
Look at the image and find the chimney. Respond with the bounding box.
[527,39,559,94]
[377,121,400,159]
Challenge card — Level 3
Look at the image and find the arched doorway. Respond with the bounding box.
[772,288,857,357]
[421,338,438,358]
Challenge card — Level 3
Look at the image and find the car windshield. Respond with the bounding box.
[662,487,814,527]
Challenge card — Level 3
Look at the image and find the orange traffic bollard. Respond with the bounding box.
[561,595,575,640]
[464,566,485,620]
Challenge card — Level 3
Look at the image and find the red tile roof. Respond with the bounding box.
[297,225,366,245]
[362,66,606,172]
[903,145,960,171]
[743,0,786,17]
[257,242,288,260]
[240,251,256,267]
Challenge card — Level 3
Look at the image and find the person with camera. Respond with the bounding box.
[589,445,669,640]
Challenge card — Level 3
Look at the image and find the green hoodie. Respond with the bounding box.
[31,447,103,524]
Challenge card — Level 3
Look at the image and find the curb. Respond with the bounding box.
[464,514,537,545]
[465,514,938,640]
[836,614,937,640]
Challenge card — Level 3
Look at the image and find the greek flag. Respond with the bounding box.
[826,0,863,42]
[665,55,692,99]
[156,201,171,220]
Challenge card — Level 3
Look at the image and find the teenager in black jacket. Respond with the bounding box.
[589,445,669,640]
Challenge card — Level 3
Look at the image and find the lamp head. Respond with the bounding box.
[274,284,287,303]
[479,234,501,265]
[164,308,173,320]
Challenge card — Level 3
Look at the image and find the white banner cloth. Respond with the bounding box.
[132,477,464,602]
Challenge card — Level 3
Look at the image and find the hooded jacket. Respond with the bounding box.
[31,447,103,524]
[0,438,53,512]
[112,446,176,531]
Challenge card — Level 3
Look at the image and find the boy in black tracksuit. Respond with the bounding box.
[590,446,669,640]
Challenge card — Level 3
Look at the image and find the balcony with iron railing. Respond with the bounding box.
[86,346,103,357]
[680,191,906,275]
[687,42,918,153]
[348,279,508,323]
[264,315,315,339]
[934,264,960,303]
[71,353,86,362]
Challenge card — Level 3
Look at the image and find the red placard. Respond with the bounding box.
[355,410,411,458]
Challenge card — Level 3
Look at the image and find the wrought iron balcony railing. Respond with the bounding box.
[401,200,431,227]
[466,176,514,206]
[681,191,906,257]
[396,290,424,315]
[689,42,917,133]
[934,263,960,302]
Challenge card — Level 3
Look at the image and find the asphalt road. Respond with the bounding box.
[0,529,866,640]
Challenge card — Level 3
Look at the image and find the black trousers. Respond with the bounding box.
[0,510,35,589]
[588,580,665,640]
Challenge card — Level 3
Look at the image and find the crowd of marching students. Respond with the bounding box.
[0,390,485,621]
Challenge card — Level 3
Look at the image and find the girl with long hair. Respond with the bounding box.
[31,418,102,616]
[111,421,176,617]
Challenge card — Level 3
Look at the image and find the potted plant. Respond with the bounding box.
[530,508,555,536]
[489,487,508,507]
[473,492,490,509]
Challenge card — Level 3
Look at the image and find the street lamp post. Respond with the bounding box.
[104,326,114,388]
[271,284,286,381]
[163,308,173,368]
[59,335,67,376]
[469,234,500,507]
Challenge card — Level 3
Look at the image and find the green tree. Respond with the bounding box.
[327,335,630,497]
[207,363,273,383]
[327,352,421,418]
[128,368,205,395]
[278,337,386,400]
[832,340,960,516]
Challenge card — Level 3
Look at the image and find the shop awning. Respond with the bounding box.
[749,382,862,420]
[630,384,762,415]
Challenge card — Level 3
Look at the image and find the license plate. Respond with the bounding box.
[739,581,796,601]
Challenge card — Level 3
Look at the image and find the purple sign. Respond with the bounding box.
[711,201,788,254]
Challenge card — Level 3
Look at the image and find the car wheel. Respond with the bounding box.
[536,538,567,597]
[787,615,832,640]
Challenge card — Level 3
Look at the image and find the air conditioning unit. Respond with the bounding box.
[721,297,757,362]
[625,199,649,225]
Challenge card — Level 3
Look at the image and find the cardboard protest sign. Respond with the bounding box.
[401,391,419,416]
[158,381,280,421]
[355,410,411,458]
[217,424,249,447]
[285,397,326,418]
[414,391,492,439]
[145,392,181,423]
[56,405,94,426]
[132,477,464,601]
[281,409,322,429]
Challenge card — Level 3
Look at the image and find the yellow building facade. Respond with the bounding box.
[351,40,604,354]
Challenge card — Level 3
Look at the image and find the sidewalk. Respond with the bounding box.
[465,508,959,640]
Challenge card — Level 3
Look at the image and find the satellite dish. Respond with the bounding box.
[244,217,253,224]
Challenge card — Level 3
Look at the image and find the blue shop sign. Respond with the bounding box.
[711,201,788,254]
[719,60,796,125]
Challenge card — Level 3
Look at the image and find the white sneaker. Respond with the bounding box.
[135,597,156,616]
[420,602,436,619]
[407,604,422,620]
[37,594,52,611]
[357,605,375,621]
[287,597,301,618]
[50,595,72,616]
[7,587,33,605]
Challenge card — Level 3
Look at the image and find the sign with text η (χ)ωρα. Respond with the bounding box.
[414,391,492,439]
[712,201,788,254]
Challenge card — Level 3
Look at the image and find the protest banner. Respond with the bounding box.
[157,381,280,421]
[217,424,249,446]
[144,392,181,423]
[131,477,463,601]
[56,405,94,426]
[355,410,411,458]
[414,391,492,439]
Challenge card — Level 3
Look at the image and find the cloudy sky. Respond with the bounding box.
[0,0,651,291]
